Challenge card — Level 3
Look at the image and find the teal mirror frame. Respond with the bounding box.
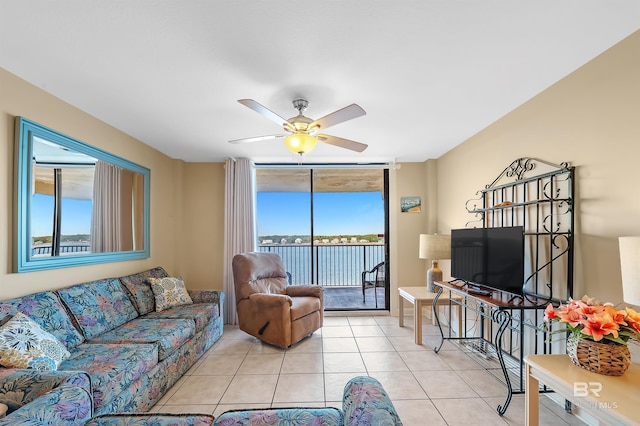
[15,117,151,272]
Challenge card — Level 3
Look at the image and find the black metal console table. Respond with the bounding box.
[432,281,549,416]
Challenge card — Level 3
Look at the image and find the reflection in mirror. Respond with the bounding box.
[16,117,150,272]
[32,138,95,257]
[32,139,145,256]
[90,160,145,253]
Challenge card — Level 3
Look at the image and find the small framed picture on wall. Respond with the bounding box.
[401,196,421,213]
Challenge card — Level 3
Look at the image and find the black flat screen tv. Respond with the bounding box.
[451,226,525,295]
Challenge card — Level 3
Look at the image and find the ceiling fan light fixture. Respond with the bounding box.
[287,114,313,132]
[232,98,368,154]
[284,133,317,155]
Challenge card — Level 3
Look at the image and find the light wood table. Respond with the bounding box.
[398,286,462,345]
[525,354,640,426]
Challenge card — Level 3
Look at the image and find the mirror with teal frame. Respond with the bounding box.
[15,117,150,272]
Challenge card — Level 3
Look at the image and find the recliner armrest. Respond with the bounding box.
[248,293,293,308]
[285,285,323,298]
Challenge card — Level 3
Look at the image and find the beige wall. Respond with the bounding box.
[437,29,640,306]
[175,162,226,289]
[0,68,226,300]
[389,161,442,314]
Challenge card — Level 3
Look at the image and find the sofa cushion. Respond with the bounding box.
[86,318,195,361]
[119,267,169,315]
[290,297,322,321]
[143,303,216,333]
[213,407,343,426]
[0,291,84,350]
[87,413,215,426]
[148,276,193,312]
[0,312,70,370]
[57,278,139,339]
[59,343,158,409]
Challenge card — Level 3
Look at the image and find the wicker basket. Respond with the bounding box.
[566,333,631,376]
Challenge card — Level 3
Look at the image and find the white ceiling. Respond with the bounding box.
[2,1,639,164]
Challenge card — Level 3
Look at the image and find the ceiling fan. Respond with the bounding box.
[229,98,368,155]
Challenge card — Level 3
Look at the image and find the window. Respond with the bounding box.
[256,166,389,310]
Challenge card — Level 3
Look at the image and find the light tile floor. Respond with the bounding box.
[151,315,586,425]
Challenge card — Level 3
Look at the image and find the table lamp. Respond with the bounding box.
[619,236,640,306]
[419,234,451,292]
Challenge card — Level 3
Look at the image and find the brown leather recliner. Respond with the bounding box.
[232,252,324,348]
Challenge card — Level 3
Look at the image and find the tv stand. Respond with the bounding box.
[466,288,492,297]
[432,280,548,416]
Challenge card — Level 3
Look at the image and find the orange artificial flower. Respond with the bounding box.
[542,295,640,345]
[625,307,640,334]
[579,313,619,342]
[557,302,582,327]
[544,303,557,320]
[576,300,605,316]
[604,305,628,326]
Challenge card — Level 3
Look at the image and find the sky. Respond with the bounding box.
[31,194,92,237]
[257,191,384,236]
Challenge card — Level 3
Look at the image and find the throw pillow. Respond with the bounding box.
[0,312,71,370]
[148,277,194,312]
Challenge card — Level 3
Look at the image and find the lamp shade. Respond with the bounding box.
[619,236,640,305]
[419,234,451,260]
[284,133,317,155]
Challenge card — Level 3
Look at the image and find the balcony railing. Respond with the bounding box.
[32,244,91,257]
[258,243,384,287]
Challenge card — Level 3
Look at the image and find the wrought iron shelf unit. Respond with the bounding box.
[433,158,575,416]
[467,197,573,213]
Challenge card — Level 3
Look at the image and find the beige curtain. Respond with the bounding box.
[223,158,256,324]
[90,160,122,253]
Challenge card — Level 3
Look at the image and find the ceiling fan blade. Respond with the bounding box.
[316,134,368,153]
[237,99,294,131]
[310,104,366,131]
[228,134,285,144]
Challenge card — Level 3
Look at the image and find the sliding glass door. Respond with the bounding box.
[256,166,389,310]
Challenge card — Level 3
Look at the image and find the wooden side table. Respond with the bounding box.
[398,286,462,345]
[525,354,640,426]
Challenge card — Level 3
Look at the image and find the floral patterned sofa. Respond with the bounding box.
[0,267,224,425]
[86,376,403,426]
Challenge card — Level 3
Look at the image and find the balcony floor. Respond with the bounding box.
[323,286,386,310]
